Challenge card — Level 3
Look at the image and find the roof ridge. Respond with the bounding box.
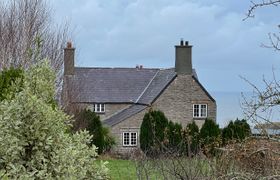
[75,67,160,70]
[135,70,160,103]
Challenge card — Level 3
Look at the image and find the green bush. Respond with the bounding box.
[185,121,200,155]
[140,109,169,154]
[152,110,169,144]
[167,121,183,151]
[140,109,188,154]
[222,119,251,144]
[0,61,108,179]
[140,111,155,153]
[102,126,116,152]
[200,119,221,156]
[0,67,24,101]
[77,109,115,154]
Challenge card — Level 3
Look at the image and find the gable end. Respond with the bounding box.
[192,75,215,103]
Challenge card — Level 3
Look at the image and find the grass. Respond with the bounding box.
[100,156,280,179]
[97,158,162,180]
[105,159,137,180]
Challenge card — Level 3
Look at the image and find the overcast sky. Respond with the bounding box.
[49,0,280,125]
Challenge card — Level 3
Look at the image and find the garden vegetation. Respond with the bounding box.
[0,61,108,179]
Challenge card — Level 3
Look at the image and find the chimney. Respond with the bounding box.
[175,39,192,75]
[64,42,75,75]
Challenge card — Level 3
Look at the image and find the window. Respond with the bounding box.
[93,104,105,113]
[193,104,207,118]
[123,132,137,146]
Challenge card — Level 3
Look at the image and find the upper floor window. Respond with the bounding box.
[193,104,207,118]
[93,104,105,113]
[123,132,137,147]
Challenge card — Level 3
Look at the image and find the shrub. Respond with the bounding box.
[222,119,251,144]
[140,111,155,153]
[77,109,115,154]
[185,121,200,155]
[200,118,221,155]
[0,61,108,179]
[0,67,24,101]
[140,109,190,155]
[152,110,169,144]
[167,121,183,151]
[140,109,169,154]
[102,126,116,152]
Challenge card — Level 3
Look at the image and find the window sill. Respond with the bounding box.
[123,145,137,147]
[193,117,207,120]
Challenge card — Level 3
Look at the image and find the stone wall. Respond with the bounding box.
[97,104,131,121]
[69,103,131,120]
[110,74,216,153]
[152,75,216,128]
[110,108,148,154]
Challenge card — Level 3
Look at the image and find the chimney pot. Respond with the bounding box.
[140,65,143,69]
[67,42,72,48]
[180,39,184,46]
[185,41,188,46]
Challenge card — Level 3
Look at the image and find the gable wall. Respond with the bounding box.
[152,75,216,128]
[109,75,216,154]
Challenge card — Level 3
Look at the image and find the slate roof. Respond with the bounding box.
[68,67,213,127]
[70,67,177,105]
[103,105,147,126]
[137,68,176,105]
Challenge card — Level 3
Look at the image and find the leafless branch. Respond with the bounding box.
[241,73,280,139]
[0,0,71,102]
[261,32,280,51]
[244,0,280,20]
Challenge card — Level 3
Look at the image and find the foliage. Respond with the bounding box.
[0,61,108,179]
[222,119,251,144]
[185,121,200,154]
[102,127,116,153]
[167,121,183,151]
[152,110,169,144]
[140,111,155,153]
[200,119,221,155]
[141,109,184,154]
[140,109,169,154]
[77,109,115,154]
[0,67,24,101]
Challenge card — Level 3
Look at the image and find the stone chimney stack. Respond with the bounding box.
[175,39,192,75]
[64,42,75,75]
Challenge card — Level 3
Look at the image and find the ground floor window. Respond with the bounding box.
[122,132,137,146]
[193,104,207,118]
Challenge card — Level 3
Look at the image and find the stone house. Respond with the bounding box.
[62,40,216,153]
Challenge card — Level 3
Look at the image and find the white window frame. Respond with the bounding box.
[93,104,105,113]
[193,104,207,118]
[122,132,137,147]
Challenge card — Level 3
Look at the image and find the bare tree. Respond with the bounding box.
[245,0,280,19]
[0,0,70,99]
[245,0,280,51]
[241,74,280,139]
[242,1,280,137]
